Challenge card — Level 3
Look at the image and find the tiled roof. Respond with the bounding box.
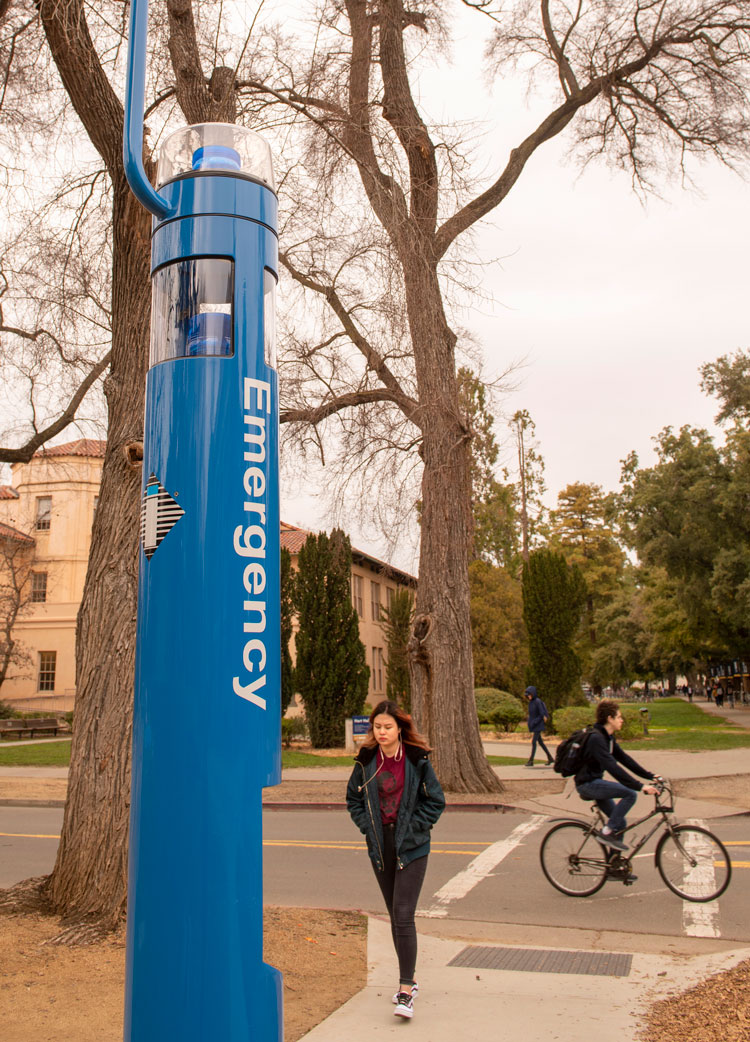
[280,521,310,555]
[280,520,417,586]
[34,438,106,459]
[0,521,34,544]
[0,485,19,499]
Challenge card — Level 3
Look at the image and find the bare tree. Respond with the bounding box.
[236,0,750,791]
[0,519,35,691]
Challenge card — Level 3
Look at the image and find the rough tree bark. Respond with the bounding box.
[35,0,152,932]
[340,0,501,790]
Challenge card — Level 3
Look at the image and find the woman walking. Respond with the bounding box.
[346,700,445,1020]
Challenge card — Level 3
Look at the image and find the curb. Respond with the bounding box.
[262,801,514,812]
[0,798,517,813]
[0,798,66,808]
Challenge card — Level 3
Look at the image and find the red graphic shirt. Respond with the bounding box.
[377,751,405,824]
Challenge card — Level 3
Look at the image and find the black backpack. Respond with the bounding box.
[553,727,594,777]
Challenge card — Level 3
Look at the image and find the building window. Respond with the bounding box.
[38,651,57,692]
[352,574,364,617]
[372,646,384,692]
[370,581,381,622]
[385,586,394,610]
[35,496,52,531]
[93,495,99,518]
[30,571,48,603]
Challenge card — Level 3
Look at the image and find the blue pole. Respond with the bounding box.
[123,0,170,219]
[123,5,282,1041]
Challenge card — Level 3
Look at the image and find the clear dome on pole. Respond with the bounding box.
[156,123,275,190]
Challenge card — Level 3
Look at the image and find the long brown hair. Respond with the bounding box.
[362,700,431,752]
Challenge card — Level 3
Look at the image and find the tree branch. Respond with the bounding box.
[0,351,110,464]
[37,0,125,178]
[279,249,418,420]
[541,0,581,98]
[377,0,438,238]
[281,388,413,427]
[166,0,237,124]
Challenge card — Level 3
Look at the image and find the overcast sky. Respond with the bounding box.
[281,7,748,572]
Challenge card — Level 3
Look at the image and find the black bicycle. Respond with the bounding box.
[539,780,732,901]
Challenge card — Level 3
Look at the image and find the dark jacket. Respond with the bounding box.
[346,743,445,871]
[575,723,655,790]
[526,695,549,733]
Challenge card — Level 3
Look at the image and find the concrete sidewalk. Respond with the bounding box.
[300,915,750,1042]
[2,745,749,818]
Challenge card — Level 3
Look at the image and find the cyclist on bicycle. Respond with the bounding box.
[575,700,660,853]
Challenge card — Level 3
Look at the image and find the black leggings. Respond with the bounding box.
[371,824,428,986]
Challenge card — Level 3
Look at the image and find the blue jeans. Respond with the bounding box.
[576,780,637,834]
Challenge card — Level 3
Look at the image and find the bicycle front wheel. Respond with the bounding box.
[540,822,609,897]
[656,825,732,902]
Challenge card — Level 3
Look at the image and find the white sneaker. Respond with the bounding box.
[392,981,418,1004]
[394,992,414,1019]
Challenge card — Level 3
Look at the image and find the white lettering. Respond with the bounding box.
[244,414,266,462]
[243,377,271,414]
[233,673,267,709]
[243,601,267,633]
[233,524,266,558]
[242,639,267,673]
[243,466,266,498]
[243,563,267,596]
[234,379,274,710]
[243,501,267,524]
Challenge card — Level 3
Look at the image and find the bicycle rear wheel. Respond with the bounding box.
[540,821,609,896]
[656,825,732,902]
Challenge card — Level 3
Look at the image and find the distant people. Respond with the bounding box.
[523,686,554,768]
[346,700,445,1020]
[687,685,693,703]
[715,683,725,708]
[574,700,660,868]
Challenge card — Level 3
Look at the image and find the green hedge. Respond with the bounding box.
[281,715,308,748]
[552,705,642,741]
[474,688,526,733]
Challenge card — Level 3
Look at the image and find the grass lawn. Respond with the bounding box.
[281,750,353,768]
[619,698,750,751]
[2,700,746,767]
[0,740,72,766]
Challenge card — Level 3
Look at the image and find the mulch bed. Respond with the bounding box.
[639,958,750,1042]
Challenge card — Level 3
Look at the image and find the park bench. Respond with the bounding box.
[0,717,64,739]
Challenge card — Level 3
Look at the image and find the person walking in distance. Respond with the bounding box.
[524,685,554,767]
[575,700,660,870]
[346,701,445,1020]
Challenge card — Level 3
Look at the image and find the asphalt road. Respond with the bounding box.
[2,805,747,944]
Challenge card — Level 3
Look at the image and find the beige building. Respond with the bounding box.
[0,439,104,711]
[280,522,417,703]
[0,443,416,711]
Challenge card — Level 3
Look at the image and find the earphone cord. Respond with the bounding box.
[357,740,402,792]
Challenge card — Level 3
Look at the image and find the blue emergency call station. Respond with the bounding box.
[123,2,281,1039]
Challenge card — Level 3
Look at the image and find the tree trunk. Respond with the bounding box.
[42,182,150,930]
[406,260,502,794]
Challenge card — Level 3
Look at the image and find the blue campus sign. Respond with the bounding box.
[123,2,281,1040]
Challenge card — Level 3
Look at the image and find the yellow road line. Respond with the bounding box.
[724,841,750,846]
[2,833,742,864]
[0,833,485,856]
[263,840,486,855]
[0,832,59,839]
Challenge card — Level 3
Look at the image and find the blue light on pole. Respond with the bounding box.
[123,4,281,1040]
